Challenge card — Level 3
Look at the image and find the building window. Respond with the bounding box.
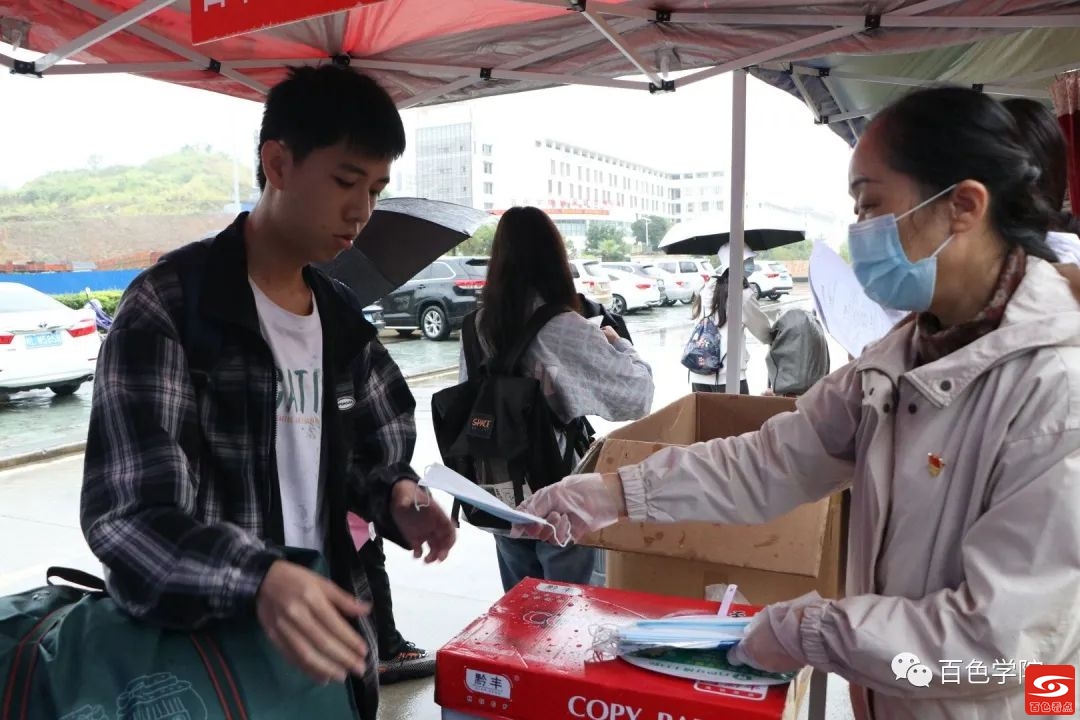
[702,201,710,212]
[688,202,696,212]
[483,162,493,174]
[484,182,494,195]
[578,167,583,180]
[548,179,553,193]
[482,144,493,155]
[551,159,557,174]
[484,201,495,210]
[558,181,563,195]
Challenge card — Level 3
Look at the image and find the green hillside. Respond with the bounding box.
[0,146,253,222]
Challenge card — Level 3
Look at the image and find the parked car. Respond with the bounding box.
[568,259,613,307]
[363,303,385,333]
[599,263,663,314]
[0,282,101,397]
[377,257,488,341]
[640,264,692,305]
[650,257,714,302]
[748,260,793,300]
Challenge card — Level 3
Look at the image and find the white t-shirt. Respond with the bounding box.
[249,279,325,551]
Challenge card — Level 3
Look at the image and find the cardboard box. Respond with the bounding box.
[580,393,849,605]
[436,578,794,720]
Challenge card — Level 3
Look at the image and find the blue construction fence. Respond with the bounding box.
[0,270,141,295]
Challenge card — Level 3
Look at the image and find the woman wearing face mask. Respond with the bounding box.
[512,87,1080,720]
[1002,97,1080,264]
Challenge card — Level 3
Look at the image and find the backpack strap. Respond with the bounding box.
[460,311,484,379]
[496,304,568,375]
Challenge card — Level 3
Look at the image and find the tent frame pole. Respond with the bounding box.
[32,0,176,72]
[726,68,748,395]
[55,0,268,94]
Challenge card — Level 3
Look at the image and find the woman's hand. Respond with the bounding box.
[727,592,828,673]
[511,472,626,543]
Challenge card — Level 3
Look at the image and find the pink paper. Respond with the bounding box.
[347,512,371,550]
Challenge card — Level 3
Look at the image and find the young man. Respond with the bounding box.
[80,66,455,719]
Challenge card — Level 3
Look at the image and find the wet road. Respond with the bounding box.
[0,291,809,458]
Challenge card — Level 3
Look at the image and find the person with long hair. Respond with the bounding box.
[460,206,654,592]
[515,87,1080,719]
[687,245,758,393]
[1003,97,1080,264]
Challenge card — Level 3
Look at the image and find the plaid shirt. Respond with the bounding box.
[80,215,417,718]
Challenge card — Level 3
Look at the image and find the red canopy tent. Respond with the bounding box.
[3,0,1080,394]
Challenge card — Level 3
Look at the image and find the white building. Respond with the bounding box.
[404,105,842,249]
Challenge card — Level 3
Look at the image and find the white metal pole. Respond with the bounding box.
[726,70,747,394]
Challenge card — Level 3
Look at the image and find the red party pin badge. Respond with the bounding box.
[928,454,946,478]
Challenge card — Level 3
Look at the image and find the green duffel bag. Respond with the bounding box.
[1,553,359,720]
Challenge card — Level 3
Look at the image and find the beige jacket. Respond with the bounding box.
[620,258,1080,720]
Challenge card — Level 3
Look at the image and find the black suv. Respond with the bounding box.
[381,257,488,340]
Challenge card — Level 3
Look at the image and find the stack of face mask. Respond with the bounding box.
[593,615,795,687]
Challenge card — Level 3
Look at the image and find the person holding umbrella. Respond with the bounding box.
[685,244,764,394]
[512,86,1080,720]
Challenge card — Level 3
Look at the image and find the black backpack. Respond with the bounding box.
[431,305,592,530]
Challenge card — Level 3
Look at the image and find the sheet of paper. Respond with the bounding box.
[420,464,550,527]
[808,242,899,357]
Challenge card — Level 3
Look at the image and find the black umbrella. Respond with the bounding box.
[319,197,491,306]
[658,216,805,255]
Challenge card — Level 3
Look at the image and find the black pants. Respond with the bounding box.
[692,379,750,394]
[356,536,406,658]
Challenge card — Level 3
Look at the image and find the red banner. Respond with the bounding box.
[191,0,383,45]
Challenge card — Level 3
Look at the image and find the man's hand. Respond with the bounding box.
[390,479,456,563]
[256,560,370,684]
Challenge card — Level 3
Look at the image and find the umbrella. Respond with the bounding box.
[658,216,805,256]
[318,197,490,307]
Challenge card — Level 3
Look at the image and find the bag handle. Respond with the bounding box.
[46,567,107,593]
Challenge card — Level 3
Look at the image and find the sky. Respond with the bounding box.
[0,47,857,221]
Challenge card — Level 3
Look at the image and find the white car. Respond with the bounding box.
[650,257,714,302]
[747,260,794,300]
[0,283,101,397]
[568,259,613,307]
[601,267,663,315]
[639,264,693,305]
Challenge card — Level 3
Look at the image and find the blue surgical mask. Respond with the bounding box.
[848,184,957,312]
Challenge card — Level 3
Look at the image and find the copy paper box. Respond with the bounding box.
[580,393,849,605]
[436,579,790,720]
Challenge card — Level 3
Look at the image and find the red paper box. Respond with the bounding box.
[436,579,789,720]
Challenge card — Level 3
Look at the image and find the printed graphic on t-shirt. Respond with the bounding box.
[275,367,322,439]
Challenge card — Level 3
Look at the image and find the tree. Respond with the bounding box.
[631,215,673,252]
[585,222,630,261]
[758,238,815,262]
[454,222,496,256]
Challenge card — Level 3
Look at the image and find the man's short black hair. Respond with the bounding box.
[256,65,406,190]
